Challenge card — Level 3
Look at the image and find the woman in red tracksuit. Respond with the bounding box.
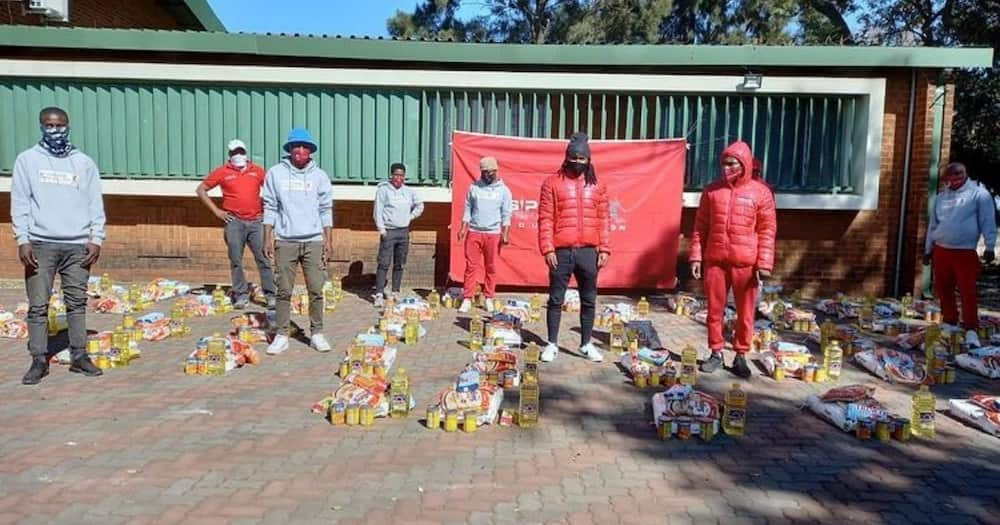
[690,141,777,379]
[537,133,611,364]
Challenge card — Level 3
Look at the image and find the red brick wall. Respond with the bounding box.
[0,71,948,297]
[0,0,179,29]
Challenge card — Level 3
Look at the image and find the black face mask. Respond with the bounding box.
[566,161,588,175]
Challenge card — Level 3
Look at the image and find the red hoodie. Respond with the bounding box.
[689,141,777,270]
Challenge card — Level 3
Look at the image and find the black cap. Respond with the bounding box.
[566,132,591,158]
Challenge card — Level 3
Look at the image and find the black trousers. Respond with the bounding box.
[375,227,410,294]
[546,247,598,346]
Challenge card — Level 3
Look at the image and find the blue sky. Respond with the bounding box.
[206,0,484,36]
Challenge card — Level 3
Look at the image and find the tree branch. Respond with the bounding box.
[805,0,855,44]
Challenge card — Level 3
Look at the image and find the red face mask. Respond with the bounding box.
[945,173,967,191]
[722,163,743,183]
[289,145,312,169]
[390,172,405,189]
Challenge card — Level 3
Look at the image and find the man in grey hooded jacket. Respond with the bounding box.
[372,162,423,307]
[11,107,106,385]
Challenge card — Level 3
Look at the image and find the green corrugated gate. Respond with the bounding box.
[0,78,864,192]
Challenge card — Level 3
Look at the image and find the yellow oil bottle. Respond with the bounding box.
[900,293,913,319]
[823,339,844,381]
[323,284,337,312]
[819,319,835,352]
[47,309,59,336]
[610,321,625,352]
[771,301,786,329]
[679,344,698,385]
[389,368,410,418]
[404,313,419,345]
[636,296,650,319]
[348,343,365,375]
[911,385,936,439]
[518,376,539,428]
[722,383,747,436]
[469,316,484,352]
[100,272,112,294]
[111,325,129,365]
[524,341,540,384]
[530,294,543,323]
[428,289,441,316]
[206,332,227,376]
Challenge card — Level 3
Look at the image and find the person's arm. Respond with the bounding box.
[924,199,939,264]
[10,155,36,268]
[82,159,106,267]
[689,190,709,279]
[595,184,610,268]
[500,186,512,245]
[261,170,278,260]
[197,170,232,223]
[409,189,424,221]
[459,186,473,241]
[373,186,386,235]
[978,189,997,261]
[755,187,777,275]
[538,178,557,268]
[317,174,335,261]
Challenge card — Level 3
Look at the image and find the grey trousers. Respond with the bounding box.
[274,240,326,336]
[24,242,90,359]
[224,218,276,301]
[375,227,410,294]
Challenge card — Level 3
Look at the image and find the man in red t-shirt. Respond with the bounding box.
[197,139,276,309]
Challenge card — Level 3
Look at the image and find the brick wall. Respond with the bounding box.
[0,0,179,29]
[0,71,949,298]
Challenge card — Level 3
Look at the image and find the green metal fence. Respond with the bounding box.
[0,78,865,192]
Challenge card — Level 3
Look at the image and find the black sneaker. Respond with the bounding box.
[700,352,723,373]
[731,354,752,379]
[69,355,103,377]
[234,297,250,310]
[22,358,50,385]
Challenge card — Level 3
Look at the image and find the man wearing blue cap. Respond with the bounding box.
[261,128,334,355]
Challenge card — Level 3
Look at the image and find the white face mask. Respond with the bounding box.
[230,154,248,168]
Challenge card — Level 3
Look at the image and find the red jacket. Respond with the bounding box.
[538,170,611,255]
[690,142,777,270]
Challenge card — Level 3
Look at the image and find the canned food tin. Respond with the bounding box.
[345,404,360,426]
[855,423,872,440]
[657,419,671,440]
[463,411,478,433]
[634,374,647,388]
[649,372,661,388]
[330,403,347,425]
[426,406,440,429]
[875,421,890,442]
[773,366,785,381]
[700,422,715,441]
[444,410,459,432]
[944,367,956,384]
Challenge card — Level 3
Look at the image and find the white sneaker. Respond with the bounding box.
[541,342,559,362]
[311,333,332,353]
[372,293,384,308]
[486,299,495,314]
[458,299,472,313]
[966,329,981,348]
[55,349,71,364]
[267,334,289,355]
[580,342,604,363]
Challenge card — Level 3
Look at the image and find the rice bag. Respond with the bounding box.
[759,341,812,378]
[853,348,927,384]
[947,396,1000,436]
[954,346,1000,378]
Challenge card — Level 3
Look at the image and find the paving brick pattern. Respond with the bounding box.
[0,286,997,525]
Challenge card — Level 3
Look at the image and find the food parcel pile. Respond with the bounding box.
[91,277,191,314]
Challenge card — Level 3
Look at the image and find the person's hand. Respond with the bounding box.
[756,268,771,287]
[922,252,932,266]
[691,262,702,280]
[215,210,234,223]
[81,243,101,268]
[544,252,558,269]
[597,252,609,269]
[457,228,467,241]
[323,241,334,264]
[18,244,37,269]
[985,251,996,264]
[378,228,386,237]
[263,241,275,262]
[501,232,510,245]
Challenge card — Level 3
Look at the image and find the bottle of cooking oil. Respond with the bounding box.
[469,316,484,351]
[383,294,395,314]
[791,288,802,305]
[206,332,227,376]
[170,303,186,320]
[47,308,59,336]
[349,342,365,375]
[524,341,540,384]
[610,320,625,352]
[518,375,539,428]
[823,339,844,381]
[404,312,419,345]
[911,385,936,438]
[722,383,747,436]
[636,296,650,319]
[112,325,129,365]
[900,293,913,319]
[679,344,698,385]
[323,283,337,312]
[530,294,543,323]
[771,301,786,329]
[859,305,874,331]
[100,272,112,294]
[428,289,441,317]
[389,367,410,418]
[820,319,835,351]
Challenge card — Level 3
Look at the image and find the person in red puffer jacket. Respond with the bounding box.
[690,140,777,379]
[537,133,611,364]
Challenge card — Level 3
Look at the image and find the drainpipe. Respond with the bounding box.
[892,68,918,297]
[921,78,948,297]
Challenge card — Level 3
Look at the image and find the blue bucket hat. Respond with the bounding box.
[283,127,318,153]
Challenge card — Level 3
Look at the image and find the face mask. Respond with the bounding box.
[40,125,72,156]
[289,149,312,168]
[722,164,743,183]
[566,161,588,175]
[390,175,405,188]
[946,176,966,191]
[230,154,247,168]
[481,173,496,185]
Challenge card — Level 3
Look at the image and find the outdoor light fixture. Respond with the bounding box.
[742,73,763,90]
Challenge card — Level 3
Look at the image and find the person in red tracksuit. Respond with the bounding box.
[538,133,611,364]
[690,141,777,379]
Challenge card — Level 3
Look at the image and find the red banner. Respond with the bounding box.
[449,131,687,289]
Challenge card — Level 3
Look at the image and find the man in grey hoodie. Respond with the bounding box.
[923,162,997,348]
[11,107,106,385]
[457,156,512,313]
[372,162,423,307]
[261,128,335,355]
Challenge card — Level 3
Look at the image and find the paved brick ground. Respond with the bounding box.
[0,283,997,525]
